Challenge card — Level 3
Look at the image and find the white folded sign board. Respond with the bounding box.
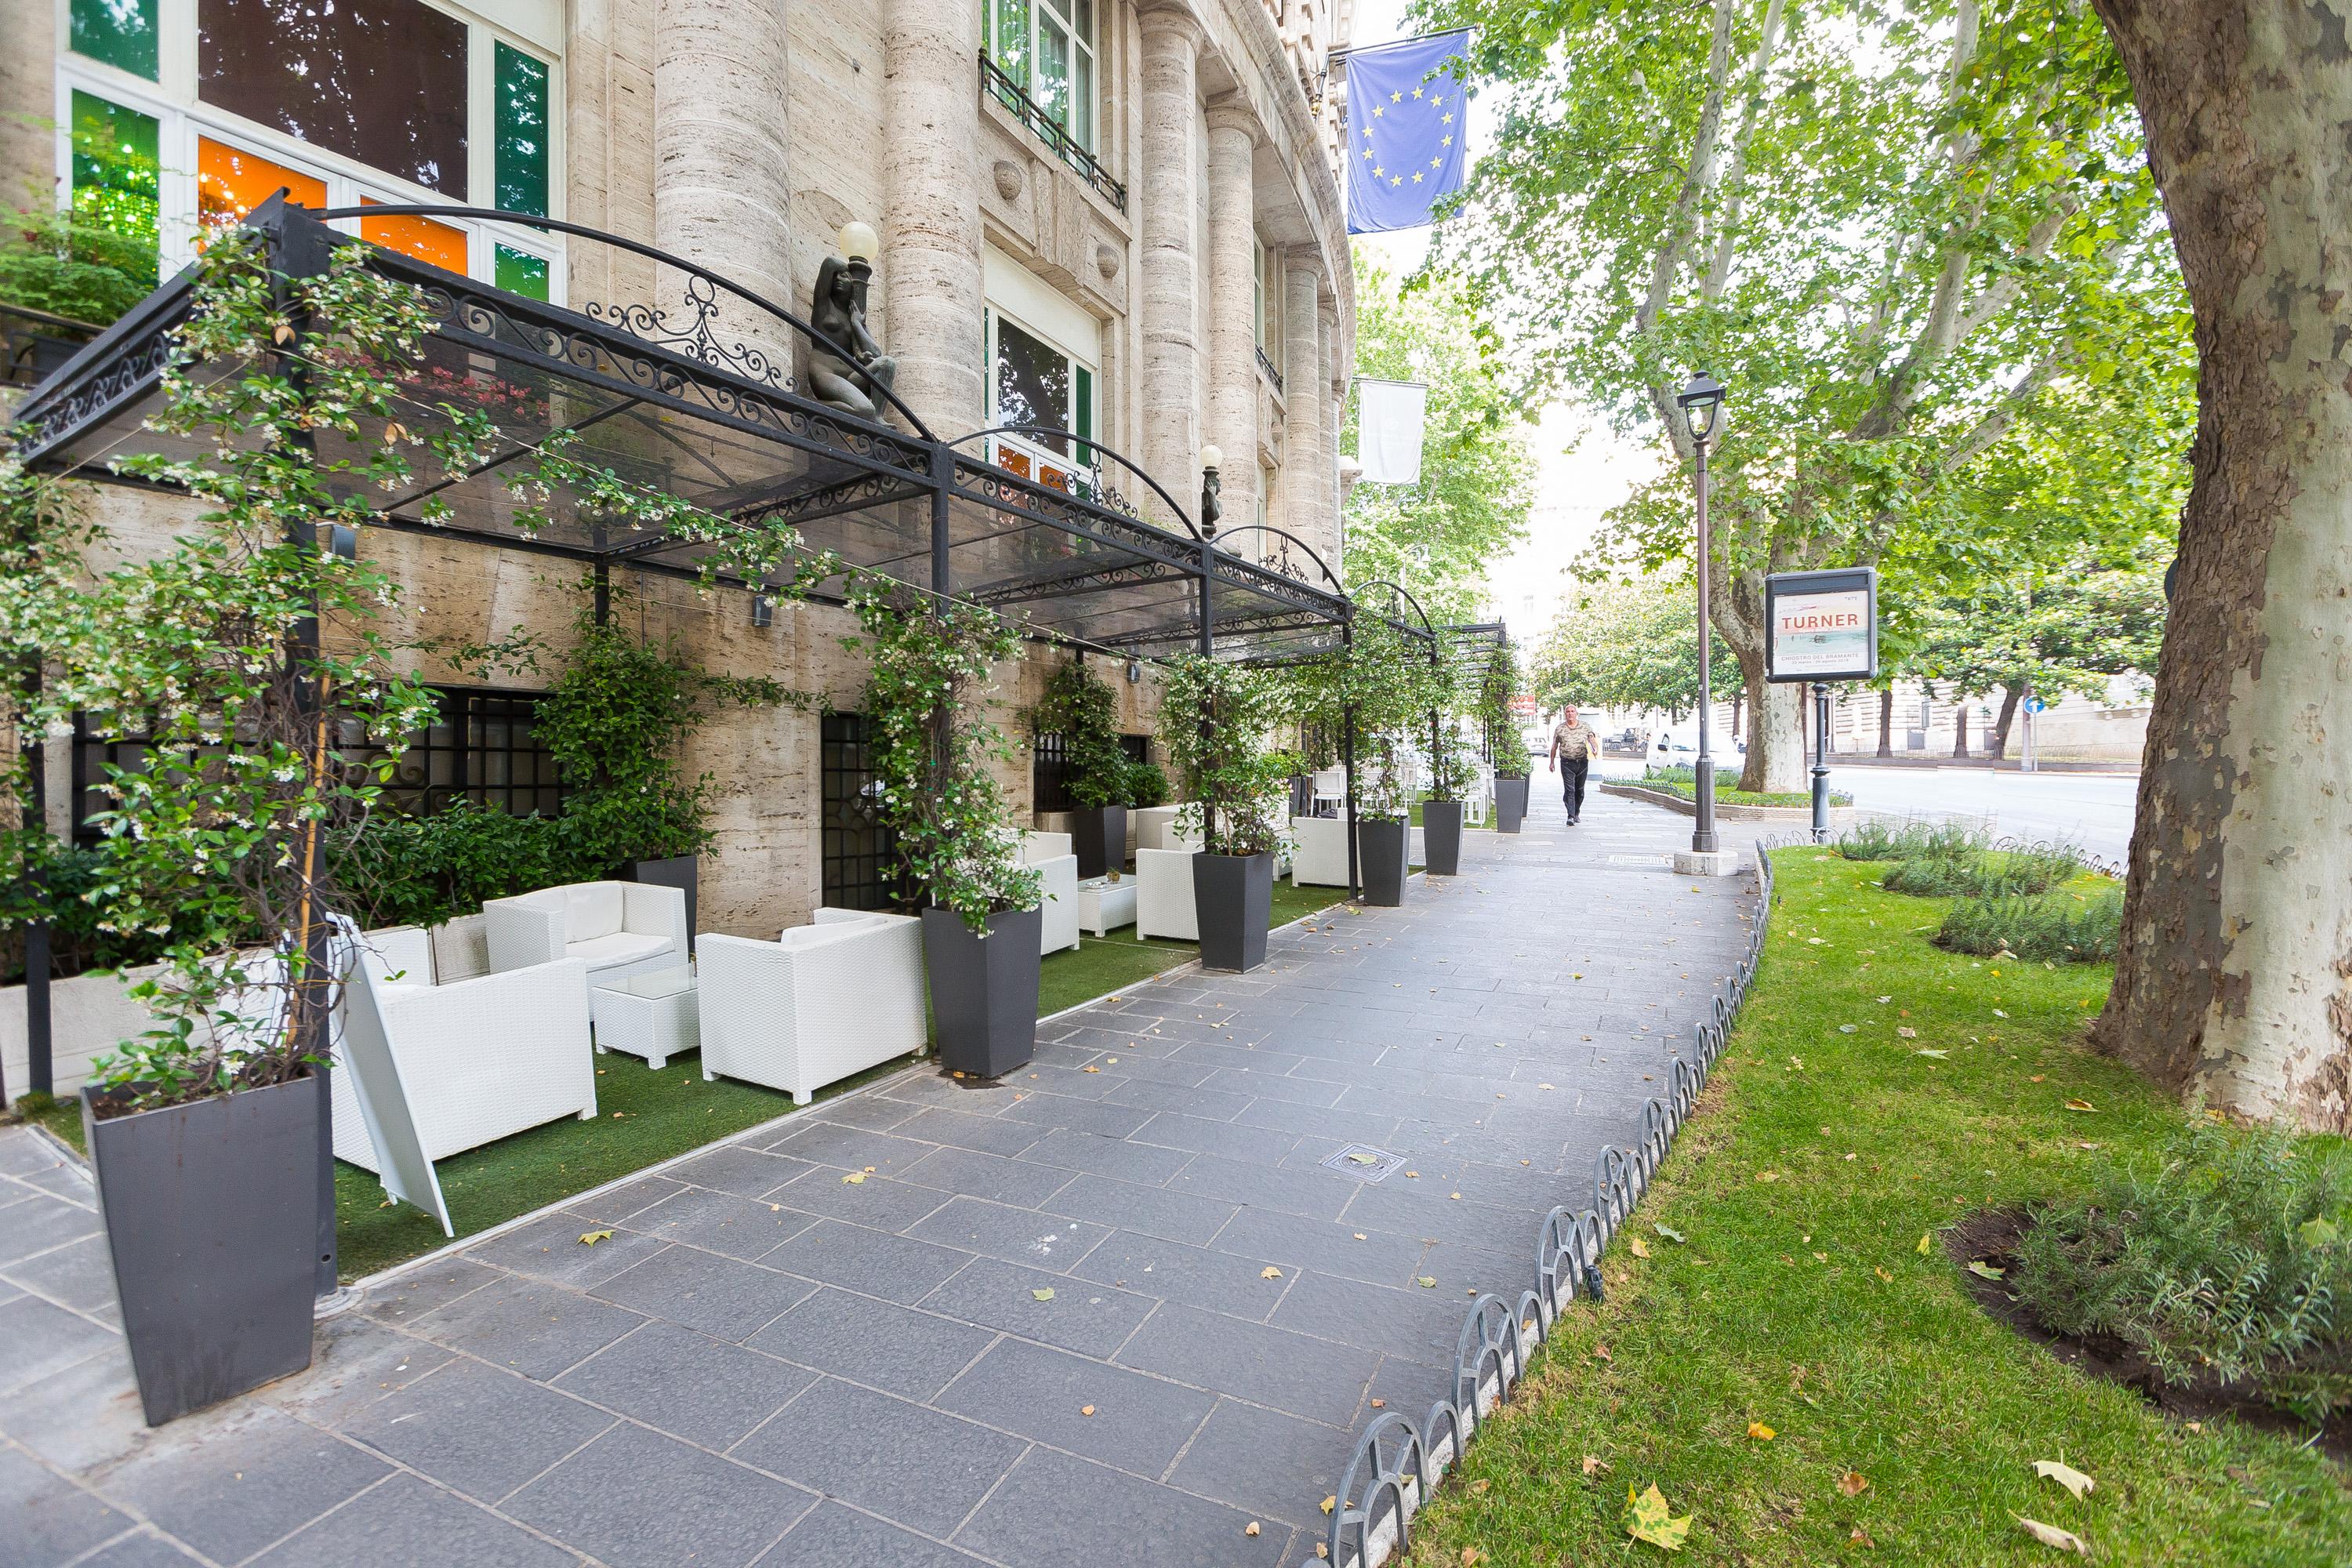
[1765,566,1878,683]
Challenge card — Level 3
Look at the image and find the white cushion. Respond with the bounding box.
[566,883,626,942]
[568,930,672,971]
[361,927,434,991]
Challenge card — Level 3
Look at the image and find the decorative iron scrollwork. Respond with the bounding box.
[584,271,794,392]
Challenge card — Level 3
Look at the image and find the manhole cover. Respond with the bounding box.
[1320,1143,1406,1182]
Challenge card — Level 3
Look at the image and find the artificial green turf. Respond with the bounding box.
[24,878,1352,1281]
[1397,849,2347,1566]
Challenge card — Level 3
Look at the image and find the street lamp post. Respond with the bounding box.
[1809,680,1831,843]
[1677,372,1726,858]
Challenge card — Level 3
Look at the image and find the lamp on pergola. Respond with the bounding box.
[1676,370,1727,855]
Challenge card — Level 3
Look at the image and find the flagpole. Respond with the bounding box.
[1327,26,1474,62]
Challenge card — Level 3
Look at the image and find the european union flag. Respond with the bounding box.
[1341,31,1472,235]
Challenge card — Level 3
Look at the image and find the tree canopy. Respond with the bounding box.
[1340,256,1536,623]
[1528,577,1734,720]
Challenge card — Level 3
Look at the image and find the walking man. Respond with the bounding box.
[1549,705,1601,825]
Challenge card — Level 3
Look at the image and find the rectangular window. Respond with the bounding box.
[992,0,1032,93]
[987,0,1096,153]
[493,41,550,216]
[361,198,469,272]
[820,713,909,913]
[68,90,161,289]
[495,244,549,299]
[1254,240,1267,349]
[71,0,159,81]
[996,315,1073,455]
[198,0,470,194]
[197,135,327,230]
[354,688,563,818]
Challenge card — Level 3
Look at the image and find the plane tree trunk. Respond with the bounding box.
[1877,689,1895,757]
[1987,686,2025,758]
[2089,0,2352,1131]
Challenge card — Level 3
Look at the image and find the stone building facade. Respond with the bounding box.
[4,0,1360,938]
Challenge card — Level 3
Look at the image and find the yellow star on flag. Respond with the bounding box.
[1442,135,1454,147]
[1373,104,1385,117]
[1412,172,1424,183]
[1374,165,1385,177]
[1362,147,1374,159]
[1413,86,1425,98]
[1363,126,1373,138]
[1443,112,1455,125]
[1390,89,1403,102]
[1390,175,1403,186]
[1429,156,1443,168]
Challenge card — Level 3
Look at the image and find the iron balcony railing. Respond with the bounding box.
[981,53,1128,213]
[1256,344,1285,394]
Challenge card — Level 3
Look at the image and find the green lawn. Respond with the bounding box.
[24,878,1348,1281]
[1397,849,2345,1566]
[1633,764,1853,810]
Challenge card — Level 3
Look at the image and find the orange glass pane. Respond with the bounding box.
[360,200,468,273]
[197,137,325,230]
[1000,447,1033,481]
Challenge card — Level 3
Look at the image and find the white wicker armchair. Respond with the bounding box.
[1135,847,1199,941]
[328,924,597,1174]
[1018,831,1083,955]
[697,909,927,1104]
[1290,815,1353,887]
[481,880,687,984]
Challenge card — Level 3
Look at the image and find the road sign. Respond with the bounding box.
[2024,696,2047,714]
[1764,567,1878,683]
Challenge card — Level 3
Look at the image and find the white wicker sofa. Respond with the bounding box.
[328,923,597,1174]
[481,880,688,983]
[1018,831,1083,955]
[697,909,927,1104]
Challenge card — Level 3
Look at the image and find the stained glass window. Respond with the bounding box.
[69,92,162,289]
[495,245,549,300]
[494,42,550,217]
[71,0,159,81]
[361,200,469,272]
[196,136,327,231]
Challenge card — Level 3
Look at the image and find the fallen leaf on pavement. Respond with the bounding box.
[2015,1516,2089,1555]
[1261,1266,1283,1279]
[1031,1287,1055,1301]
[578,1230,615,1247]
[1080,1405,1095,1416]
[2034,1459,2095,1498]
[1244,1521,1261,1537]
[840,1171,867,1184]
[1417,1276,1437,1288]
[1321,1495,1337,1515]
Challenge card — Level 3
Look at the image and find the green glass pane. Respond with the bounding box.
[1039,18,1069,125]
[1073,363,1094,468]
[495,245,550,300]
[72,0,159,80]
[69,90,161,290]
[494,42,550,216]
[1073,49,1092,151]
[993,0,1030,92]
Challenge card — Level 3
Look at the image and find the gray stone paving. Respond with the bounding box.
[0,784,1764,1566]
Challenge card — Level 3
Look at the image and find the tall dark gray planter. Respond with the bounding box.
[922,905,1042,1080]
[623,855,699,951]
[1192,851,1274,973]
[1359,820,1409,906]
[81,1074,322,1426]
[1422,800,1464,876]
[1494,776,1530,834]
[1069,806,1127,880]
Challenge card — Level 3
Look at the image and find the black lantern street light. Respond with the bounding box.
[1676,371,1726,856]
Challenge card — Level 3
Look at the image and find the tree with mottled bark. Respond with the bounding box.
[2084,0,2352,1130]
[1417,0,2181,792]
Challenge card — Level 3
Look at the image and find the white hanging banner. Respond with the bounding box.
[1356,378,1429,484]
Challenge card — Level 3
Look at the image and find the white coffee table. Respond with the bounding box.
[1076,877,1138,938]
[592,965,699,1069]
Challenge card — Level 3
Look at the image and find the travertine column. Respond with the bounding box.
[881,0,985,433]
[655,0,792,370]
[1138,7,1206,511]
[1281,252,1326,561]
[1204,99,1261,528]
[1321,299,1346,564]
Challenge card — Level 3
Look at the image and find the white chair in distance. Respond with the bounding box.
[1018,830,1082,955]
[1132,804,1183,852]
[1134,822,1204,941]
[328,924,597,1174]
[696,909,927,1104]
[481,880,688,985]
[1290,815,1353,887]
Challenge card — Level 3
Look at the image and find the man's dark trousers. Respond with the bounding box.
[1562,757,1588,821]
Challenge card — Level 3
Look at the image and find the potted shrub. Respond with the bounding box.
[1479,659,1530,833]
[1158,656,1290,973]
[1420,653,1472,877]
[535,592,796,949]
[1023,656,1130,879]
[848,586,1042,1078]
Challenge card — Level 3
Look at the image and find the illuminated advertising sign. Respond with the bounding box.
[1765,567,1878,683]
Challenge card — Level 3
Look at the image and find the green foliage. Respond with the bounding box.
[1282,612,1446,822]
[532,590,795,869]
[1641,762,1848,810]
[1023,657,1130,809]
[1156,656,1290,858]
[1472,654,1522,774]
[0,203,154,327]
[846,587,1039,932]
[2015,1120,2352,1425]
[1341,259,1534,622]
[1833,817,1991,862]
[331,801,587,931]
[1935,887,2122,963]
[1123,758,1169,808]
[1531,576,1733,720]
[1882,842,2085,899]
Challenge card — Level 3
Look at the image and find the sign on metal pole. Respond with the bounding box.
[1764,566,1878,684]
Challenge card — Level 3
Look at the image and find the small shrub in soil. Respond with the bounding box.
[2012,1119,2352,1425]
[1834,818,1990,862]
[1934,888,2122,963]
[1882,840,2085,898]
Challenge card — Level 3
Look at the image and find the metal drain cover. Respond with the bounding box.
[1320,1143,1406,1182]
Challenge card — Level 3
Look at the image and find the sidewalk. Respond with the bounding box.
[0,782,1766,1568]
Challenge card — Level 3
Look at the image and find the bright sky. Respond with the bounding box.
[1342,0,1661,639]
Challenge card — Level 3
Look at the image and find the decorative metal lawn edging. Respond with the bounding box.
[1316,836,1795,1568]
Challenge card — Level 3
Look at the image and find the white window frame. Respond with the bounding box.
[984,304,1099,491]
[989,0,1099,154]
[53,0,563,299]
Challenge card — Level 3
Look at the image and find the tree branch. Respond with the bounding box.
[1936,350,2071,474]
[1639,0,1741,455]
[1704,0,1791,299]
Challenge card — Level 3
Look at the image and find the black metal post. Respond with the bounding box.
[929,450,955,865]
[1691,435,1719,855]
[1810,681,1831,844]
[592,561,611,626]
[1196,466,1218,851]
[18,655,49,1101]
[1341,613,1359,900]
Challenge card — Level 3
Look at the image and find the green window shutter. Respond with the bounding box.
[495,245,550,300]
[69,90,161,290]
[494,42,551,216]
[71,0,158,80]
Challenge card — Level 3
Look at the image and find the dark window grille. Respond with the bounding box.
[980,53,1127,212]
[821,711,911,912]
[1255,344,1284,394]
[67,685,560,847]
